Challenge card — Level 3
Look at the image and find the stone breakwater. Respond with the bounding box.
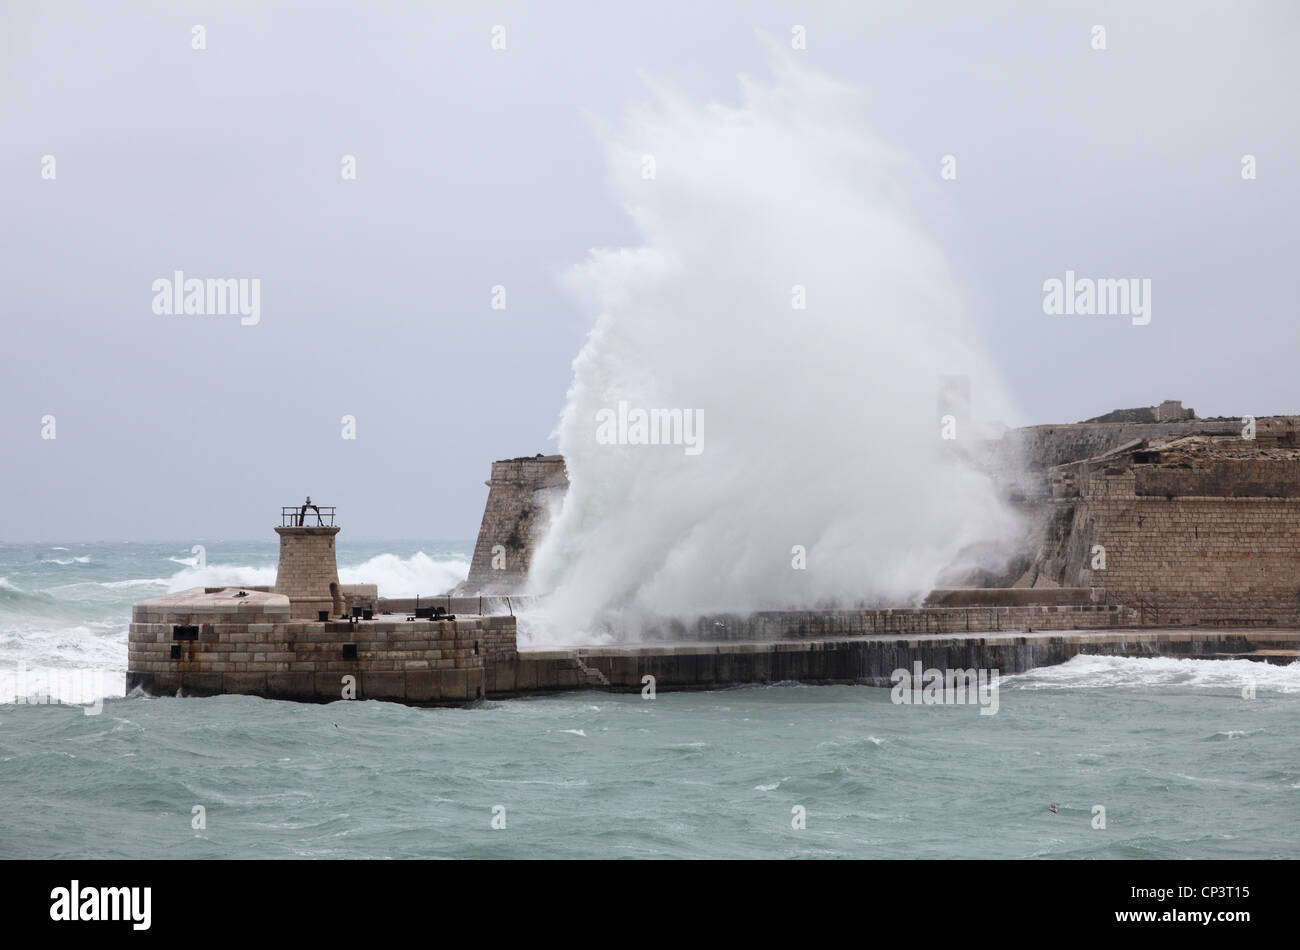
[126,588,1300,705]
[127,588,514,704]
[499,628,1300,696]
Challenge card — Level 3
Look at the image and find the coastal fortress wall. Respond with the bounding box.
[458,406,1300,628]
[1026,416,1300,624]
[461,455,567,594]
[997,419,1240,493]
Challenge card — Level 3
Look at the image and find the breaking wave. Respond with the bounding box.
[1009,655,1300,693]
[529,52,1020,641]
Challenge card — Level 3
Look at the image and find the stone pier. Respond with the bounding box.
[127,588,513,704]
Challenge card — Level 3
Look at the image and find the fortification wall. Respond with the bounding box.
[1029,457,1300,624]
[1000,420,1240,472]
[458,415,1300,612]
[462,455,567,594]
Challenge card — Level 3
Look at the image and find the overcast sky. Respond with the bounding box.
[2,1,1297,542]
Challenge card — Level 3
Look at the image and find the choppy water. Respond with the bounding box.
[0,540,472,704]
[2,543,1298,858]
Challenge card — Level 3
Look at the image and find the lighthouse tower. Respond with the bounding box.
[273,497,344,619]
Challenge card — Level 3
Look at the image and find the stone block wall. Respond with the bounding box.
[273,525,343,618]
[571,629,1297,691]
[127,597,518,704]
[463,455,568,593]
[131,588,290,625]
[591,604,1138,642]
[924,587,1105,607]
[991,419,1242,498]
[1030,460,1300,625]
[1134,462,1300,498]
[1002,420,1241,471]
[376,595,536,616]
[339,584,379,613]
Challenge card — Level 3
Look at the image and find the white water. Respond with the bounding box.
[529,56,1021,642]
[339,552,469,598]
[1010,654,1300,693]
[0,545,471,700]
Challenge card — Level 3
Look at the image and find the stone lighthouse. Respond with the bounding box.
[274,497,344,619]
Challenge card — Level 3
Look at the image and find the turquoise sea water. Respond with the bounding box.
[2,542,1298,859]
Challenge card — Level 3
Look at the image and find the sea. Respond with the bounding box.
[2,540,1298,859]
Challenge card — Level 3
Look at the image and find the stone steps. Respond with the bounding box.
[574,656,610,687]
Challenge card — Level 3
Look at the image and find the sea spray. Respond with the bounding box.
[528,55,1022,643]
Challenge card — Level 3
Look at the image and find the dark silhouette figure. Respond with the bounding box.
[297,496,323,526]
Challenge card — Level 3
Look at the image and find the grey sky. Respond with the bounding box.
[2,1,1297,541]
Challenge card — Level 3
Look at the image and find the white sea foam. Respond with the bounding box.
[0,550,469,701]
[165,563,278,592]
[160,553,468,597]
[338,552,468,598]
[1009,655,1300,693]
[96,552,466,598]
[528,54,1021,642]
[0,665,121,708]
[101,578,169,590]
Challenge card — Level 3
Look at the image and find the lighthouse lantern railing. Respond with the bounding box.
[280,499,336,527]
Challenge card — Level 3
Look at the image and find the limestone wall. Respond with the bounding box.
[339,584,379,613]
[504,629,1300,693]
[1000,420,1241,472]
[1029,456,1300,624]
[273,525,342,618]
[463,455,567,593]
[456,417,1259,595]
[376,594,536,616]
[127,590,519,704]
[458,416,1300,623]
[1134,462,1300,498]
[587,604,1137,642]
